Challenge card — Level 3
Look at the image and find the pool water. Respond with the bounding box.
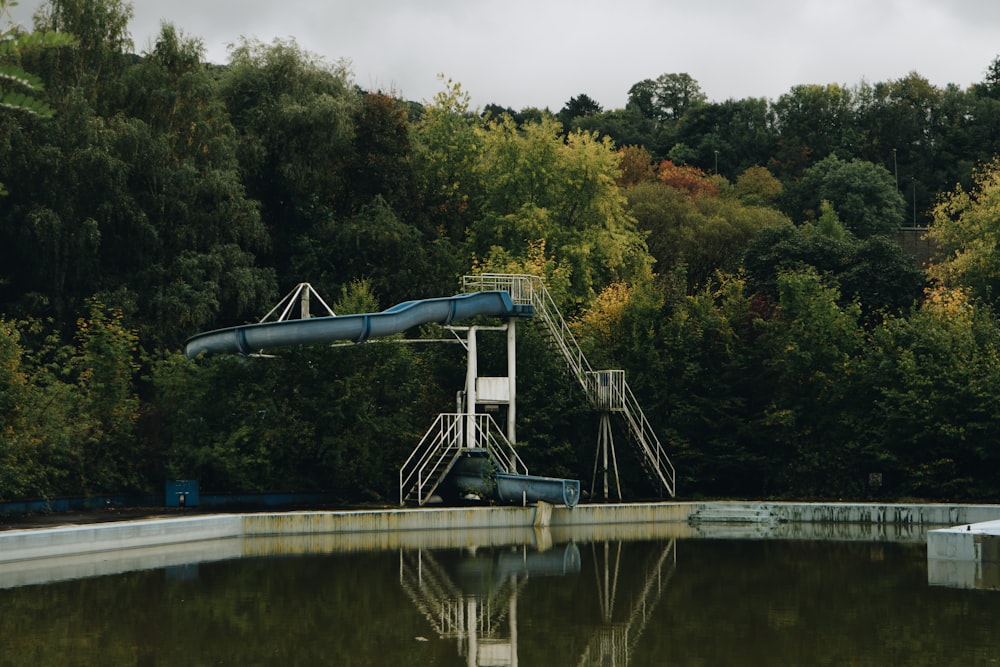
[1,531,998,665]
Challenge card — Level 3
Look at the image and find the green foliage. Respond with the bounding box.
[734,165,782,207]
[152,335,429,499]
[785,154,905,237]
[409,76,482,243]
[557,92,602,127]
[469,115,652,308]
[851,286,1000,497]
[290,196,436,306]
[0,18,77,117]
[928,157,1000,307]
[626,180,790,289]
[29,0,133,110]
[771,83,858,177]
[0,302,142,500]
[7,9,1000,504]
[0,0,77,195]
[742,223,924,322]
[220,36,358,282]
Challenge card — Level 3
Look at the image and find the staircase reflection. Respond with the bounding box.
[577,539,677,666]
[400,537,580,666]
[399,531,677,667]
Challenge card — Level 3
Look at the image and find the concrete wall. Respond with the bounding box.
[0,515,242,564]
[926,520,1000,590]
[3,502,999,566]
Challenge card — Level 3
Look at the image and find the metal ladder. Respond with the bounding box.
[463,274,676,498]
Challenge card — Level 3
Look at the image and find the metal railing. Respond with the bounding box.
[464,273,675,497]
[463,274,593,392]
[399,412,527,506]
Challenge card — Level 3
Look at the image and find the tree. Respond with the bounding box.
[750,269,865,494]
[626,78,657,119]
[65,299,142,492]
[0,21,276,347]
[742,222,924,320]
[0,0,76,195]
[469,115,652,307]
[656,160,719,198]
[0,0,76,118]
[734,165,782,206]
[153,281,430,499]
[771,83,858,176]
[785,154,904,238]
[853,286,1000,497]
[290,195,437,307]
[0,303,143,499]
[345,92,415,213]
[0,318,35,498]
[29,0,133,111]
[973,55,1000,100]
[653,72,706,122]
[220,37,358,281]
[626,180,789,288]
[557,92,602,128]
[616,144,656,187]
[574,107,662,153]
[409,76,482,244]
[927,157,1000,306]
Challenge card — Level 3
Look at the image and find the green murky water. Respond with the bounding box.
[1,528,998,666]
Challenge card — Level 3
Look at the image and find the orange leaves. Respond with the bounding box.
[655,160,720,198]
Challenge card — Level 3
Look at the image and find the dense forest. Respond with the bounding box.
[4,0,1000,503]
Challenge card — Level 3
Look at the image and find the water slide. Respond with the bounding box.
[184,288,579,507]
[184,290,532,358]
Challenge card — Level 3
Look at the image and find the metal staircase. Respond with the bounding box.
[399,413,528,506]
[463,274,675,498]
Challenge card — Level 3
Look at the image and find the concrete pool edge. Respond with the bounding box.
[3,501,1000,565]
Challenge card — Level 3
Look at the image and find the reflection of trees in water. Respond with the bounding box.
[399,537,677,667]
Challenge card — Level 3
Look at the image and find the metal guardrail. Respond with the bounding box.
[399,413,527,505]
[464,273,675,497]
[464,274,593,392]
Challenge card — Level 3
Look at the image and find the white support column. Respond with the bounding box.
[465,326,478,449]
[507,318,517,446]
[467,597,478,667]
[301,286,310,319]
[509,575,519,667]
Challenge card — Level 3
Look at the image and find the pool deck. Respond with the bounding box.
[926,519,1000,590]
[2,500,1000,565]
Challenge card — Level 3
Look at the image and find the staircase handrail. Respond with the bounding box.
[399,413,463,505]
[463,273,593,392]
[464,273,676,498]
[400,413,528,505]
[618,380,676,497]
[477,413,529,476]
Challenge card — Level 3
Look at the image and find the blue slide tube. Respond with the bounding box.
[184,291,531,359]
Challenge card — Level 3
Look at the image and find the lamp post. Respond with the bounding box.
[714,149,719,175]
[892,148,898,190]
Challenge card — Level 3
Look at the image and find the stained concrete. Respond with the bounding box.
[3,501,998,566]
[926,520,1000,590]
[2,501,1000,591]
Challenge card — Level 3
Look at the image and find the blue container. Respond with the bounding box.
[165,480,200,507]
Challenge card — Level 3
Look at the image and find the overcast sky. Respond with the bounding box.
[9,0,1000,111]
